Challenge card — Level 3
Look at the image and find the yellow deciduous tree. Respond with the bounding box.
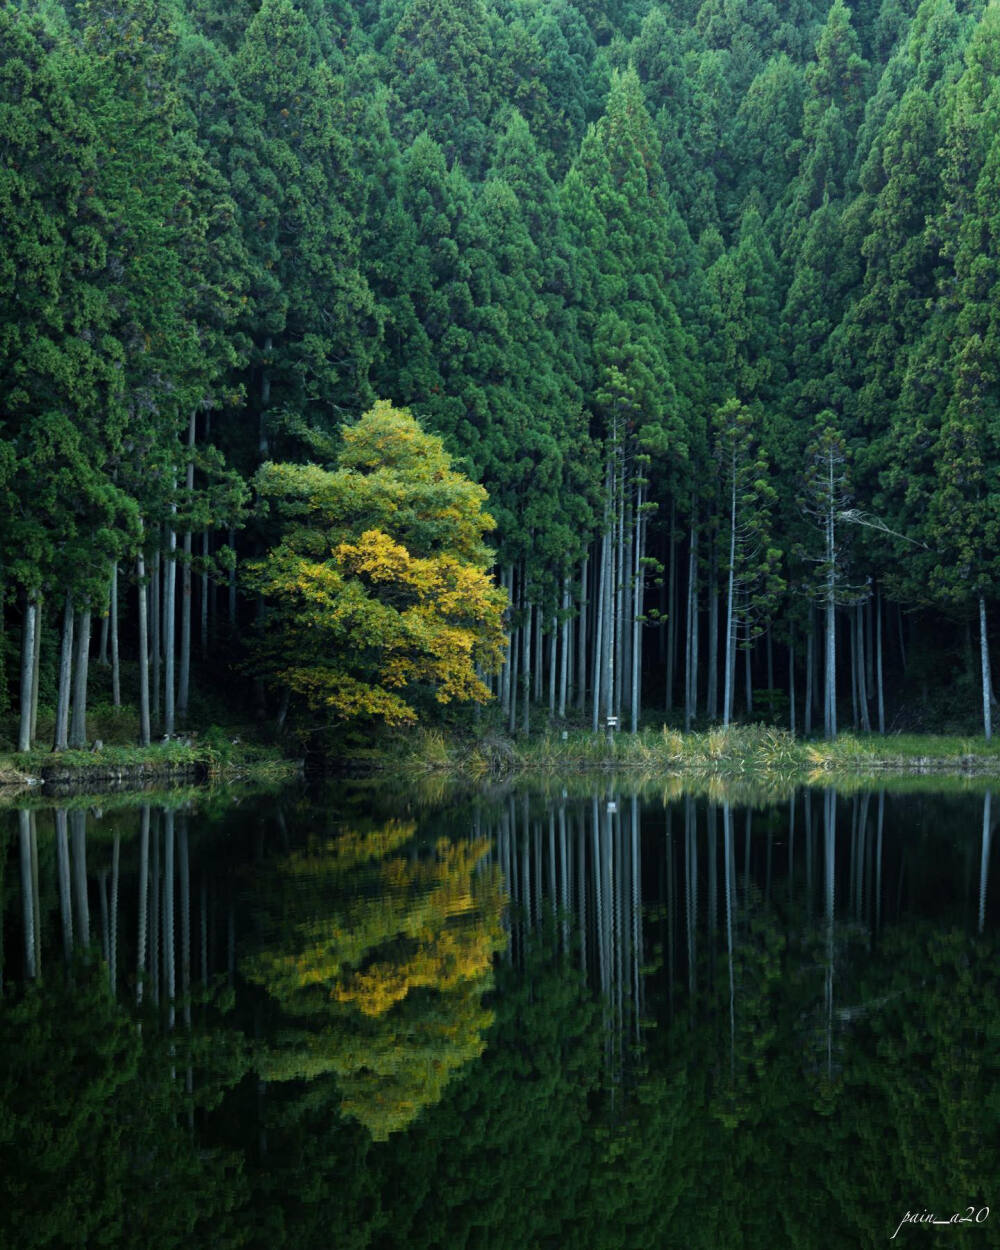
[248,400,507,725]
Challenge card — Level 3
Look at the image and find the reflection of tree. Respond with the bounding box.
[242,822,507,1139]
[0,967,248,1250]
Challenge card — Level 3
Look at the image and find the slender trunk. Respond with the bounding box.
[707,543,718,722]
[165,489,177,738]
[68,609,91,748]
[17,599,37,752]
[614,460,626,724]
[805,615,814,736]
[723,478,736,728]
[499,568,511,718]
[137,544,151,747]
[227,527,237,628]
[508,615,519,735]
[53,595,74,751]
[29,599,42,744]
[98,596,109,665]
[593,519,609,732]
[152,547,161,725]
[533,602,542,704]
[107,565,120,707]
[857,602,871,732]
[685,523,696,731]
[522,599,532,736]
[631,483,645,733]
[876,586,885,735]
[577,555,589,711]
[666,500,677,711]
[849,604,859,729]
[980,790,991,934]
[980,595,992,741]
[559,576,570,718]
[548,617,557,717]
[201,531,210,657]
[744,631,752,716]
[179,412,195,719]
[789,640,796,736]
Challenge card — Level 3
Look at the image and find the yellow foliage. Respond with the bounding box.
[250,402,507,726]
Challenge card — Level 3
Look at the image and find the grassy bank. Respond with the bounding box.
[0,737,301,795]
[390,724,1000,784]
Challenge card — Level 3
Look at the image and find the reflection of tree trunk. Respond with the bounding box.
[180,818,191,1025]
[56,810,73,965]
[980,791,992,934]
[685,797,696,1005]
[70,809,90,947]
[631,794,642,1040]
[824,790,836,1079]
[559,806,569,954]
[876,792,884,935]
[666,808,674,1020]
[19,811,36,980]
[723,803,735,1079]
[111,837,119,995]
[151,816,160,1005]
[164,811,176,1030]
[137,808,150,1003]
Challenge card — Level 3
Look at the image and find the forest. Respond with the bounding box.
[3,0,1000,751]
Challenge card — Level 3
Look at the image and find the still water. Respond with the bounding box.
[1,780,998,1249]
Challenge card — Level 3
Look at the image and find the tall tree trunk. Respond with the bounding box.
[201,532,210,657]
[805,614,814,736]
[179,413,195,720]
[508,616,519,735]
[707,544,718,722]
[577,554,589,712]
[110,564,120,707]
[559,576,570,719]
[29,599,42,745]
[522,599,532,736]
[227,527,237,628]
[17,599,37,752]
[856,602,871,732]
[666,500,677,712]
[533,601,542,704]
[68,609,91,748]
[53,595,74,751]
[685,523,696,731]
[789,640,796,736]
[980,790,991,934]
[630,483,646,733]
[593,516,609,732]
[137,545,151,746]
[152,548,161,726]
[876,586,885,734]
[165,488,177,738]
[723,482,736,728]
[980,594,992,741]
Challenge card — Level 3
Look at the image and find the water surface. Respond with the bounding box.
[1,780,997,1248]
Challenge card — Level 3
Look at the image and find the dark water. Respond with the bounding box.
[1,781,998,1249]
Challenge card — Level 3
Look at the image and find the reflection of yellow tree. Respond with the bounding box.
[243,822,506,1139]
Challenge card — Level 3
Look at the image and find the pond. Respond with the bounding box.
[1,779,997,1249]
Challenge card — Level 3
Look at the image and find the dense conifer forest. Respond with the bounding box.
[3,0,1000,749]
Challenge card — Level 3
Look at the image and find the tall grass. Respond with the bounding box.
[392,725,1000,783]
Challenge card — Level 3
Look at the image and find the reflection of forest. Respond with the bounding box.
[0,786,998,1249]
